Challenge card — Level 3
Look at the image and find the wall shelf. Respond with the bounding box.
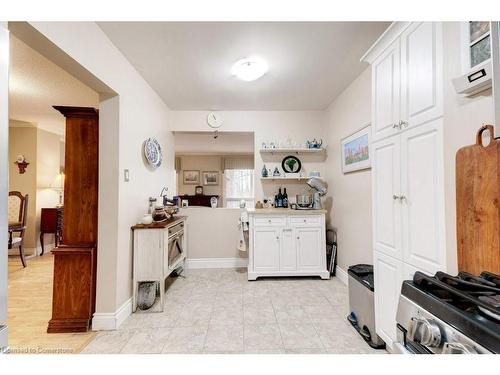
[259,148,326,155]
[261,176,310,182]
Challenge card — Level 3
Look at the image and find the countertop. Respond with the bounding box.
[247,208,327,215]
[131,215,186,230]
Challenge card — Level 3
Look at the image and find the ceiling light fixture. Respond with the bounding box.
[231,57,268,82]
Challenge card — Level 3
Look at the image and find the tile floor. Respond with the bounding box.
[82,268,387,354]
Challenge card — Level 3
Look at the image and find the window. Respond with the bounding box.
[224,169,254,208]
[466,21,492,69]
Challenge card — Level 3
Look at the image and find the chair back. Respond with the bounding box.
[8,191,28,226]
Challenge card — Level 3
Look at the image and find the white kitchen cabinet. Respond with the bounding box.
[296,226,323,271]
[367,22,443,142]
[247,210,329,280]
[401,119,446,273]
[253,227,281,272]
[279,228,297,271]
[400,22,443,128]
[364,22,447,350]
[372,135,402,260]
[373,250,403,349]
[372,40,401,141]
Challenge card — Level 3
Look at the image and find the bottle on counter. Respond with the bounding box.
[276,188,283,208]
[283,188,289,208]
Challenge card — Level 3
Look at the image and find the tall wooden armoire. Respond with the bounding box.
[47,106,98,333]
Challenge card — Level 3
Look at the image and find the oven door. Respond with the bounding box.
[167,231,184,270]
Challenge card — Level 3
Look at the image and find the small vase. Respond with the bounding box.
[261,164,268,177]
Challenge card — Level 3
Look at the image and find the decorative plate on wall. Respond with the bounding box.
[281,155,302,173]
[143,138,162,168]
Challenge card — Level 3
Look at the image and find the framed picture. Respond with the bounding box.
[341,124,371,173]
[183,170,200,185]
[202,171,219,186]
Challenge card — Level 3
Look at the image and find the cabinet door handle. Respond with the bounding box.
[400,195,407,202]
[268,219,272,223]
[393,194,401,200]
[297,237,300,240]
[276,236,280,240]
[399,120,409,128]
[392,123,401,130]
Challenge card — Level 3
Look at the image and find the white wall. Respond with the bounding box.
[170,111,327,202]
[442,22,496,274]
[181,207,245,260]
[323,68,373,270]
[25,22,176,314]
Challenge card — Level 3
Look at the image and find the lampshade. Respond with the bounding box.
[50,172,65,190]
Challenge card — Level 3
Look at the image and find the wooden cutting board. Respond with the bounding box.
[456,125,500,274]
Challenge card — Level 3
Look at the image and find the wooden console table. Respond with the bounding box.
[40,207,63,255]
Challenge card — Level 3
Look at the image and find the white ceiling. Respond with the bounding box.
[98,22,389,110]
[9,35,99,136]
[174,131,254,155]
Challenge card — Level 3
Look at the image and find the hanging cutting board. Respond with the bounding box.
[456,125,500,274]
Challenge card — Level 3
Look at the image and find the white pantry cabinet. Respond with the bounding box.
[367,22,443,142]
[363,22,447,350]
[247,210,329,280]
[373,251,403,348]
[372,135,402,259]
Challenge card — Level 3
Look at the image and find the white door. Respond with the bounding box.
[253,227,280,272]
[296,227,322,271]
[400,22,443,129]
[280,228,296,271]
[400,119,446,274]
[372,135,402,260]
[372,40,401,141]
[373,251,403,349]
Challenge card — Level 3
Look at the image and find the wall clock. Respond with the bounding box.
[207,112,223,129]
[143,138,162,168]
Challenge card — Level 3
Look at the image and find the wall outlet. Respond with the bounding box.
[124,169,130,182]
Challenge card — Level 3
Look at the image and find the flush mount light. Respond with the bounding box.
[231,57,268,81]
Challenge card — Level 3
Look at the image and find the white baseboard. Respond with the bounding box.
[185,257,248,269]
[335,266,348,285]
[92,298,132,331]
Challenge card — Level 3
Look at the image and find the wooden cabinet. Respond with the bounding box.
[40,207,63,255]
[248,212,328,280]
[132,218,187,312]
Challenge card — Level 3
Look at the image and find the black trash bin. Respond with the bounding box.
[347,264,386,349]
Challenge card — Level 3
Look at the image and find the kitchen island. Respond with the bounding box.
[247,208,329,280]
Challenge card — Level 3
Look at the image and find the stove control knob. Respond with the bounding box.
[442,342,478,354]
[409,317,442,347]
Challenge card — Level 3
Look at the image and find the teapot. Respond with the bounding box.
[306,138,323,149]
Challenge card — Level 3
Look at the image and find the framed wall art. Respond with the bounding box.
[341,124,371,173]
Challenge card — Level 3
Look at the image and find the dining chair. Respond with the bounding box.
[8,191,29,267]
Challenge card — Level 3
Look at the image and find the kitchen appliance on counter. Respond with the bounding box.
[294,177,327,210]
[296,194,313,209]
[394,271,500,354]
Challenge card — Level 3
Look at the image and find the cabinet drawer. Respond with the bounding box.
[254,216,286,227]
[290,216,321,225]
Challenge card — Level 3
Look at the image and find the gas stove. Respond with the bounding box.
[394,271,500,354]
